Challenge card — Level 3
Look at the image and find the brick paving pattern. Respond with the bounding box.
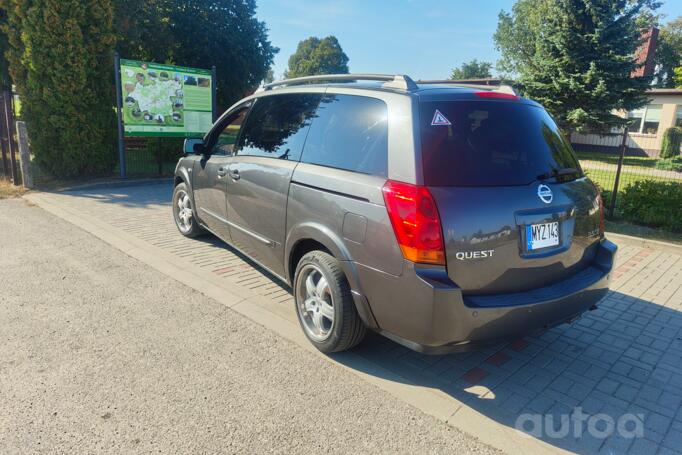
[37,182,682,455]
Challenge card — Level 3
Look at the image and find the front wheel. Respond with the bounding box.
[294,251,366,353]
[172,182,205,237]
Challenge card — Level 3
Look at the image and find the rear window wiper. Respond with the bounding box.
[537,167,580,181]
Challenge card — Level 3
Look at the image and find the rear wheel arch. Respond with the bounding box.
[285,223,353,285]
[285,224,379,329]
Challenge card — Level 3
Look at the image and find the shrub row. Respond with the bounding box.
[661,127,682,160]
[619,180,682,233]
[655,157,682,173]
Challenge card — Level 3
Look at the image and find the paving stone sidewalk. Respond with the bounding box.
[29,182,682,455]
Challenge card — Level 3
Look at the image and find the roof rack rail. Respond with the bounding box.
[417,79,518,96]
[259,73,419,92]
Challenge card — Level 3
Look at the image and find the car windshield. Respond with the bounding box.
[419,100,582,186]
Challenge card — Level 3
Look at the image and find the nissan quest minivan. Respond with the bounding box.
[172,74,617,354]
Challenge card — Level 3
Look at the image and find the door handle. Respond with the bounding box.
[216,167,227,177]
[229,169,240,180]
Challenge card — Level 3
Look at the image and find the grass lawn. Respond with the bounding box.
[0,178,26,199]
[574,151,660,168]
[582,167,671,192]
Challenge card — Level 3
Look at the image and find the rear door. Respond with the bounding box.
[418,98,602,295]
[192,103,250,240]
[226,93,322,277]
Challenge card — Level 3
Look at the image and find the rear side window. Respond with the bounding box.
[420,101,582,186]
[302,94,388,177]
[237,93,322,161]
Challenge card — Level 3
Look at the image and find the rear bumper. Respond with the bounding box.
[356,239,617,354]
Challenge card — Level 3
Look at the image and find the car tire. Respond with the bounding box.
[172,182,205,238]
[293,250,366,353]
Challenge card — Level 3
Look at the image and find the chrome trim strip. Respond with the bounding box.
[199,207,276,248]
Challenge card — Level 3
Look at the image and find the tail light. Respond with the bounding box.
[382,180,445,265]
[474,91,520,100]
[597,193,605,237]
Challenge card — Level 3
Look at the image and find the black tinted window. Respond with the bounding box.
[302,94,388,177]
[210,104,250,156]
[420,101,582,186]
[237,93,322,161]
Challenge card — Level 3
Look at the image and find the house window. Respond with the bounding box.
[676,106,682,127]
[628,104,662,134]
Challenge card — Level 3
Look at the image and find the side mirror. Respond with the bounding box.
[183,138,205,155]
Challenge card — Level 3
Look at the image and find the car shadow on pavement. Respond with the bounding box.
[332,293,682,455]
[46,183,680,454]
[57,182,174,209]
[183,222,682,454]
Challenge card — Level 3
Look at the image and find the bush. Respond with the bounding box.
[655,157,682,172]
[7,0,118,178]
[145,137,184,175]
[660,127,682,159]
[600,189,615,209]
[620,180,682,232]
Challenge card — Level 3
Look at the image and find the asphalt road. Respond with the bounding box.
[0,198,499,454]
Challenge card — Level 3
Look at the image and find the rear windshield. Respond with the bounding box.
[420,100,582,186]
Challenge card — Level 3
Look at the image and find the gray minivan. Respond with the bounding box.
[173,74,617,354]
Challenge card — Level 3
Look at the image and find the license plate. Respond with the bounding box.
[526,222,559,251]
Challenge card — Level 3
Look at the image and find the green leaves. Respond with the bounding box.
[1,0,278,178]
[6,0,117,177]
[495,0,656,133]
[449,60,492,80]
[620,180,682,232]
[114,0,278,110]
[284,36,349,79]
[660,126,682,159]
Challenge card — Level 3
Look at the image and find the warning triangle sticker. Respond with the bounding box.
[431,109,451,126]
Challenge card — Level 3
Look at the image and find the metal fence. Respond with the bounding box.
[571,129,682,219]
[29,136,180,184]
[0,88,20,184]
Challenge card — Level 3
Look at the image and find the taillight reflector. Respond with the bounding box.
[382,180,445,265]
[474,91,520,100]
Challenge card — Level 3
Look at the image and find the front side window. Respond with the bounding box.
[236,93,322,161]
[301,94,388,176]
[676,105,682,127]
[210,104,250,156]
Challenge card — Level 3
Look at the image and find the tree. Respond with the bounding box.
[113,0,278,111]
[263,67,275,84]
[450,59,493,80]
[2,0,118,177]
[0,8,10,86]
[494,0,553,76]
[494,0,658,133]
[0,0,27,90]
[654,17,682,87]
[284,36,348,79]
[674,66,682,88]
[112,0,170,62]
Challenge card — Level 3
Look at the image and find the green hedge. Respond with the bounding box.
[620,180,682,232]
[655,157,682,173]
[660,127,682,159]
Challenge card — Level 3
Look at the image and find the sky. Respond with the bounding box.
[256,0,682,81]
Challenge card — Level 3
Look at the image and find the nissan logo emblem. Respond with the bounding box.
[538,184,553,204]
